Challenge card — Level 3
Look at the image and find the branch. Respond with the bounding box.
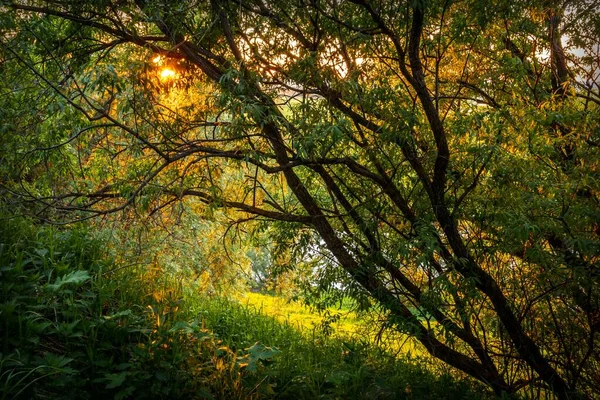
[179,189,312,224]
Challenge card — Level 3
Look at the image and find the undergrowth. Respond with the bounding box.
[0,212,487,399]
[191,295,486,400]
[0,213,267,399]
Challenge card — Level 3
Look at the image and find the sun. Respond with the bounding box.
[152,55,178,81]
[160,68,176,80]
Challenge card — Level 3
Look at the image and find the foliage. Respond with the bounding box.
[0,209,483,399]
[192,294,486,400]
[239,291,429,358]
[1,0,599,398]
[0,210,270,399]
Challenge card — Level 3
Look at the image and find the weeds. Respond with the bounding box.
[0,214,265,399]
[189,294,486,399]
[0,212,487,399]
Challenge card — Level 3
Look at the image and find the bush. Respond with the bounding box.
[0,213,263,399]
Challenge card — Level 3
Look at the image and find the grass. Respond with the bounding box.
[238,292,362,336]
[237,291,425,356]
[0,213,259,399]
[190,293,485,399]
[0,211,487,399]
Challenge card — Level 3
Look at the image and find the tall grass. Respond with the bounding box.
[0,213,262,399]
[188,293,486,399]
[237,292,426,357]
[0,212,487,399]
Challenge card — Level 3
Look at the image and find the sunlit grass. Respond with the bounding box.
[237,292,356,335]
[236,292,425,358]
[190,292,485,399]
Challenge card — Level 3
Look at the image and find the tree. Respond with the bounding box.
[1,0,599,397]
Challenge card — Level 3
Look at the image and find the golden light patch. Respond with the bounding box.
[160,68,176,80]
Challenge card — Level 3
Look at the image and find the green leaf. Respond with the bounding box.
[115,385,136,400]
[105,371,128,389]
[45,270,90,292]
[103,309,133,320]
[238,342,280,373]
[42,353,74,369]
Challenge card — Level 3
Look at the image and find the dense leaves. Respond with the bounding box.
[1,0,599,398]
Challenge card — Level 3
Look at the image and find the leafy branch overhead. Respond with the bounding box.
[1,0,599,398]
